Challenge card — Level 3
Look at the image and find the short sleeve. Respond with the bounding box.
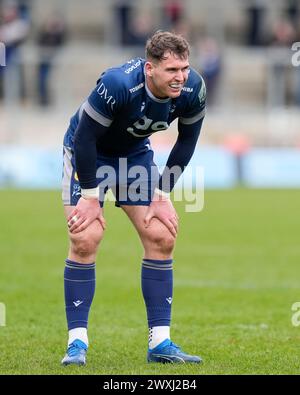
[82,71,127,128]
[179,75,206,125]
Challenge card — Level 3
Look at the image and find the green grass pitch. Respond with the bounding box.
[0,188,300,374]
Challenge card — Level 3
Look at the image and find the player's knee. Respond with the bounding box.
[69,227,103,259]
[148,231,176,255]
[70,234,99,258]
[160,233,176,254]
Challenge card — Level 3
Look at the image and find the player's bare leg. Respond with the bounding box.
[121,205,176,260]
[61,206,104,366]
[122,205,202,363]
[64,206,104,263]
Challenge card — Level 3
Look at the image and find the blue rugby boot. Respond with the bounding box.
[147,339,202,364]
[61,339,87,366]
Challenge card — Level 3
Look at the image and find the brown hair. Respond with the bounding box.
[145,30,190,62]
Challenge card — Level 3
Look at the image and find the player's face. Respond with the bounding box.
[145,52,190,99]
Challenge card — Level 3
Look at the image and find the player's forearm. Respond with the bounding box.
[74,137,98,189]
[158,141,196,193]
[74,112,102,190]
[158,118,203,193]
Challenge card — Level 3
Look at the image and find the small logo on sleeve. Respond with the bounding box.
[97,82,116,110]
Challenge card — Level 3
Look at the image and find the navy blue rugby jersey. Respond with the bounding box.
[64,58,206,157]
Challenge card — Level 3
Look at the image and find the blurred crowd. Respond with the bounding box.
[0,0,300,107]
[0,0,66,106]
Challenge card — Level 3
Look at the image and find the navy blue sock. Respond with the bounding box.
[141,259,173,327]
[64,259,95,330]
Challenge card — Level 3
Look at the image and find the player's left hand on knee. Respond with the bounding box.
[144,198,179,237]
[68,197,103,234]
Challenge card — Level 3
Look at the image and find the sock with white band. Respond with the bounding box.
[64,259,95,348]
[141,258,173,350]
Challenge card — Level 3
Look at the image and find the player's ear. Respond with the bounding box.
[145,61,154,78]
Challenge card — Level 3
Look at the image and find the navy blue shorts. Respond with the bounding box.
[62,146,160,207]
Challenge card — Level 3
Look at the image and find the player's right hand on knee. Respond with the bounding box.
[67,197,106,234]
[144,196,178,237]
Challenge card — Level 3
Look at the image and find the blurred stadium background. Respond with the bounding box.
[1,0,300,375]
[0,0,300,188]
